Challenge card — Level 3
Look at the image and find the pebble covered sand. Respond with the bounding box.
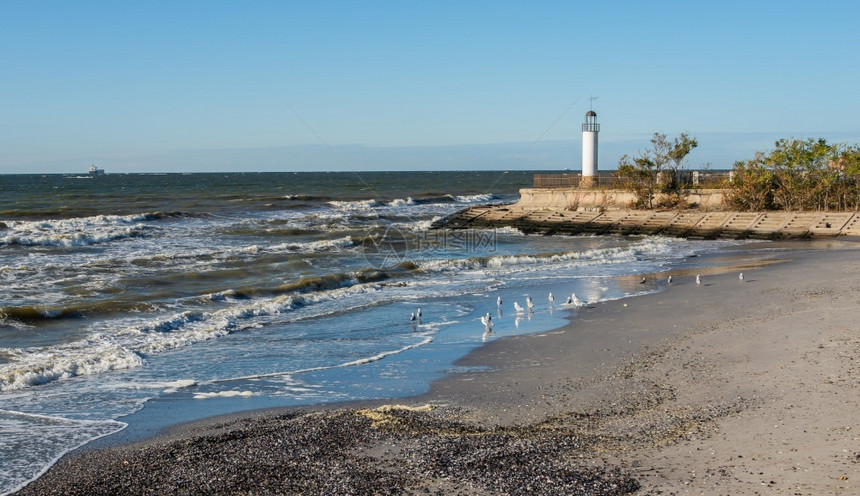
[16,239,860,495]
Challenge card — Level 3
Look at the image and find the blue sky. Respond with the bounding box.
[2,0,859,173]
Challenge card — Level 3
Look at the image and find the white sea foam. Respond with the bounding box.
[388,197,416,207]
[160,379,199,393]
[327,199,380,210]
[270,235,355,253]
[0,337,145,392]
[193,390,258,400]
[452,193,495,203]
[0,410,125,496]
[340,335,434,367]
[0,214,153,248]
[492,226,525,236]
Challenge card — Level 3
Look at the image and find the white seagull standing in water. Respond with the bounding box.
[696,274,701,286]
[416,308,422,321]
[548,292,555,306]
[571,293,585,308]
[481,312,494,333]
[497,296,502,307]
[513,301,525,314]
[526,296,534,312]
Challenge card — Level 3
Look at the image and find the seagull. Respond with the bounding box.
[739,272,744,282]
[639,277,647,284]
[497,296,502,307]
[548,292,555,306]
[410,312,416,325]
[481,312,493,330]
[526,296,534,311]
[571,293,585,308]
[667,275,673,285]
[481,313,494,338]
[564,294,573,305]
[696,274,701,286]
[416,308,422,320]
[513,301,525,314]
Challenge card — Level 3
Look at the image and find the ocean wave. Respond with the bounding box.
[0,300,158,324]
[0,258,429,392]
[284,194,332,201]
[0,235,705,394]
[415,236,681,274]
[388,197,417,207]
[327,199,381,210]
[0,213,160,247]
[451,193,496,203]
[0,337,145,392]
[269,235,356,253]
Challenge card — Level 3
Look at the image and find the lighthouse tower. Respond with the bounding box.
[581,110,599,187]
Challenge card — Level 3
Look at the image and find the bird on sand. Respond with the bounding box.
[739,272,744,282]
[571,293,585,307]
[639,277,647,284]
[696,274,701,286]
[667,275,673,285]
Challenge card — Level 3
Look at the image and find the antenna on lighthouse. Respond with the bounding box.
[588,96,598,111]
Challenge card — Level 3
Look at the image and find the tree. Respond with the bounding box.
[617,132,699,209]
[726,137,860,211]
[724,154,775,211]
[662,132,699,191]
[618,153,660,208]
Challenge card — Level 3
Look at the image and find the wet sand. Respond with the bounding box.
[16,239,860,495]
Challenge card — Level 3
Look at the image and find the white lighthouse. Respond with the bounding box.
[581,110,599,186]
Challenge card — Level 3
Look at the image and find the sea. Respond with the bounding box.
[0,171,741,494]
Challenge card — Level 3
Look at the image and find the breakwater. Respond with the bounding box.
[434,205,860,239]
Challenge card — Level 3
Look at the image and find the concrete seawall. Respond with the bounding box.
[434,204,860,239]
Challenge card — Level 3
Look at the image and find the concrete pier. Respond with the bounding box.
[434,204,860,239]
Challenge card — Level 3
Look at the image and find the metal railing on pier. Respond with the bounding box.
[533,170,732,189]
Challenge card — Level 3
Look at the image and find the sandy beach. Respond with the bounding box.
[15,238,860,495]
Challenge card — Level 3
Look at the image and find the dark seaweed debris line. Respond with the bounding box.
[17,406,640,496]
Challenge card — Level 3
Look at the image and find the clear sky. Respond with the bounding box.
[2,0,859,173]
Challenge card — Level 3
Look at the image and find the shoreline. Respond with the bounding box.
[15,238,860,495]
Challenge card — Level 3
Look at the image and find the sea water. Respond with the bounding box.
[0,171,737,494]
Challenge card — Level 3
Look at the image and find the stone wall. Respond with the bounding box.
[516,188,726,211]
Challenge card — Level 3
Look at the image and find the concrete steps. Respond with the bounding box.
[437,207,860,239]
[810,213,855,236]
[841,213,860,236]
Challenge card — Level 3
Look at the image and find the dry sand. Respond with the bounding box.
[16,239,860,495]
